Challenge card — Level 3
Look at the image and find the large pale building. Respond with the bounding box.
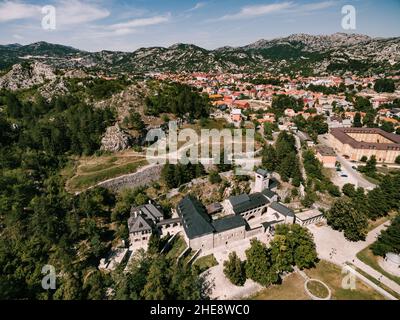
[328,127,400,163]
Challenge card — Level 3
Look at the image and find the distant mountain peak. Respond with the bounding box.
[0,33,398,75]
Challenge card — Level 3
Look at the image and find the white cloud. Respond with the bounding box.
[300,1,336,11]
[218,2,294,21]
[187,2,207,12]
[216,1,337,21]
[108,14,170,30]
[56,0,110,26]
[0,1,41,22]
[0,0,109,26]
[88,14,171,39]
[13,33,24,40]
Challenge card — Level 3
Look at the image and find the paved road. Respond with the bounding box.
[317,135,376,190]
[336,154,376,190]
[344,265,397,300]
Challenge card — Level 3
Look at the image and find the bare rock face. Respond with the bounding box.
[101,123,132,152]
[64,69,88,79]
[39,78,68,101]
[0,62,56,91]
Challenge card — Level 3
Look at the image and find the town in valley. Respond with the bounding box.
[0,0,399,304]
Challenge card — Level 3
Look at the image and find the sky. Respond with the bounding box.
[0,0,399,52]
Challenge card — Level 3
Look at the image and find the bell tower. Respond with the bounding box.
[254,168,271,193]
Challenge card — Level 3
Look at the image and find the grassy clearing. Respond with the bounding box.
[165,236,187,260]
[249,273,309,300]
[304,260,384,300]
[356,246,400,286]
[183,118,230,132]
[250,260,384,300]
[66,151,148,192]
[192,254,218,273]
[68,160,146,191]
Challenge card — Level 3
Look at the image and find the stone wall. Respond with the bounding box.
[213,226,246,248]
[245,226,264,238]
[189,233,214,251]
[97,164,163,192]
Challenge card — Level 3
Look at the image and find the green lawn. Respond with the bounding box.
[192,254,218,273]
[304,260,384,300]
[68,160,146,191]
[165,236,187,260]
[250,260,384,300]
[356,246,400,286]
[306,280,329,299]
[249,273,309,300]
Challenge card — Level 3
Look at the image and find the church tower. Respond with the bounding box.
[254,168,271,193]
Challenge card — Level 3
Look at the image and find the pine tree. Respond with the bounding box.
[223,252,246,286]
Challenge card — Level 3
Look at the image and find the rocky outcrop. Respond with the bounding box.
[0,62,56,90]
[39,78,68,101]
[101,123,132,152]
[64,69,89,79]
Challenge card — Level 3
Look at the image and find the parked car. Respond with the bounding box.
[341,174,348,178]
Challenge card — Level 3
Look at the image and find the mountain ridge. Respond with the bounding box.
[1,33,399,76]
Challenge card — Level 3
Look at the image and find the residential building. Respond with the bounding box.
[316,145,337,168]
[128,203,181,246]
[231,109,242,122]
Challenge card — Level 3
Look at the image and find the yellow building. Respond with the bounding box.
[328,128,400,163]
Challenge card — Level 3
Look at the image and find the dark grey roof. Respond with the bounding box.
[177,196,214,239]
[128,215,153,233]
[131,203,163,221]
[262,188,278,199]
[230,193,269,215]
[270,202,294,217]
[269,177,278,190]
[256,168,270,177]
[228,194,250,207]
[212,215,246,233]
[156,217,181,226]
[206,202,223,215]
